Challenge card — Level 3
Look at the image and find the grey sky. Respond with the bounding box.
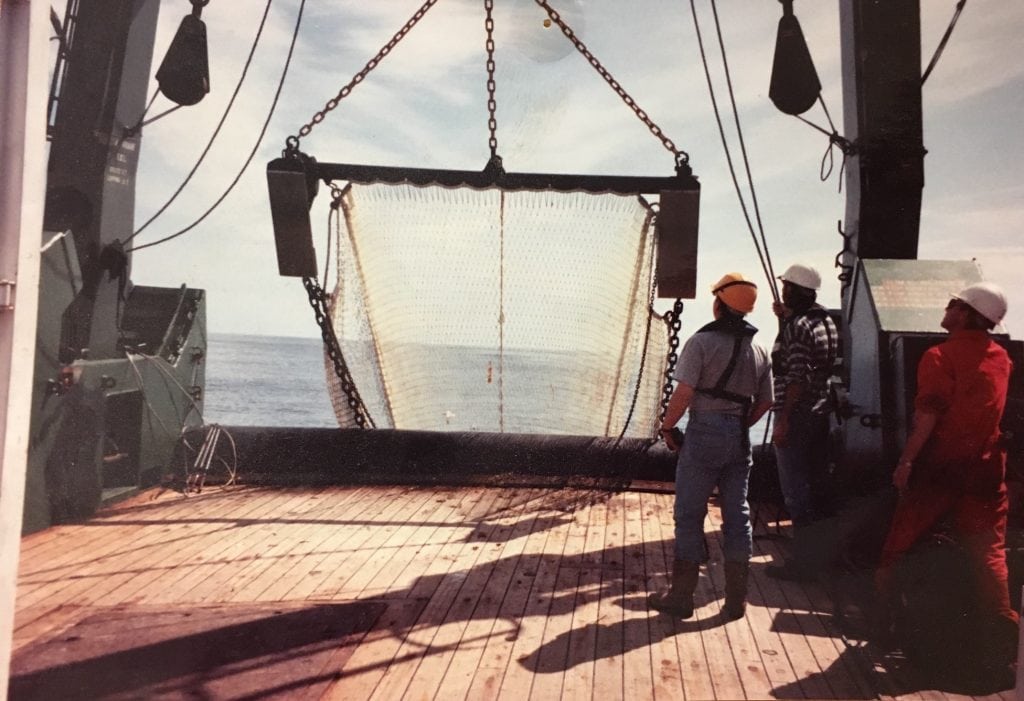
[129,1,1024,339]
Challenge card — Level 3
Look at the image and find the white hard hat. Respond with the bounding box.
[778,263,821,291]
[952,282,1007,325]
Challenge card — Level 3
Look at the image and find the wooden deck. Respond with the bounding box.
[10,484,1017,700]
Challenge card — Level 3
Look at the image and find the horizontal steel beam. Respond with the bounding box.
[315,162,699,195]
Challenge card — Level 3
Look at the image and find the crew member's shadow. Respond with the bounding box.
[518,595,735,674]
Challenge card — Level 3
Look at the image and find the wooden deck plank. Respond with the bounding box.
[496,490,573,700]
[749,531,836,699]
[300,486,440,601]
[291,485,430,601]
[11,604,91,656]
[368,487,491,600]
[139,486,377,605]
[463,494,567,701]
[756,531,869,699]
[14,483,1002,701]
[640,490,688,701]
[321,597,430,701]
[334,486,463,600]
[13,488,227,604]
[403,489,534,699]
[532,493,599,701]
[620,489,658,701]
[583,495,626,701]
[211,485,361,602]
[796,552,879,700]
[116,487,335,606]
[14,486,283,614]
[224,485,381,601]
[259,485,410,602]
[430,489,546,700]
[367,488,509,701]
[703,503,791,700]
[721,537,804,698]
[353,487,469,600]
[160,489,324,604]
[323,487,491,699]
[15,487,196,561]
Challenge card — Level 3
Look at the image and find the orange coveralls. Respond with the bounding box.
[877,330,1016,633]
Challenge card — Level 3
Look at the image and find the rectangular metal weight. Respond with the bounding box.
[655,189,700,299]
[267,161,318,278]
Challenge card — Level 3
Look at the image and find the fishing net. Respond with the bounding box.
[325,183,668,437]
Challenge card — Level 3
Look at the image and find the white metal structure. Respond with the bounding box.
[0,0,49,691]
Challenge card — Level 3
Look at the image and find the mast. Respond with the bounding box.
[46,0,161,359]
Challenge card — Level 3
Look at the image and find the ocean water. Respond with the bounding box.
[202,333,658,433]
[203,333,773,435]
[204,334,338,427]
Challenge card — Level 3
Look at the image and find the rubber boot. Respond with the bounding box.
[724,560,749,620]
[648,560,700,618]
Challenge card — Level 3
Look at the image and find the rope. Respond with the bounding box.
[922,0,967,85]
[709,0,778,299]
[689,0,777,302]
[125,0,275,246]
[129,0,305,253]
[498,189,506,433]
[616,203,660,445]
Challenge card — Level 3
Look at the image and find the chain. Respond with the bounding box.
[534,0,688,166]
[286,0,441,151]
[659,298,685,424]
[484,0,499,159]
[834,219,854,295]
[303,276,374,429]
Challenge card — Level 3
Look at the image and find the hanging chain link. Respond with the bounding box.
[286,0,441,151]
[484,0,499,159]
[658,298,685,424]
[303,276,375,429]
[534,0,689,166]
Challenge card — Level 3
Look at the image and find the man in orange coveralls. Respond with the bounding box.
[875,282,1017,679]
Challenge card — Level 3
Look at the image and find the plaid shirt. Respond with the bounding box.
[772,304,837,414]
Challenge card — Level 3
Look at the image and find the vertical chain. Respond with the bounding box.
[484,0,499,159]
[303,277,374,429]
[659,299,685,424]
[533,0,688,165]
[288,0,441,149]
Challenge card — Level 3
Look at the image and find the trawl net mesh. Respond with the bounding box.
[326,183,668,437]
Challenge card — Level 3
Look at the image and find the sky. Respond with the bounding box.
[126,0,1024,340]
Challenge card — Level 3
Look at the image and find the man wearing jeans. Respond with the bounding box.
[649,273,773,620]
[767,263,838,581]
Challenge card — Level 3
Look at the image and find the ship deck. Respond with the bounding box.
[10,483,1016,700]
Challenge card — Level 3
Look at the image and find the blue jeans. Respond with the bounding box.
[673,412,752,563]
[773,409,830,528]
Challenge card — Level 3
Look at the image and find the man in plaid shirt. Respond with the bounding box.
[767,263,838,581]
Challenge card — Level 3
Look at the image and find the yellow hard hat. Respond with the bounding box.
[711,272,758,314]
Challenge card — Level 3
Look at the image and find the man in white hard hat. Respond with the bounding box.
[766,263,839,581]
[650,273,773,621]
[875,282,1017,680]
